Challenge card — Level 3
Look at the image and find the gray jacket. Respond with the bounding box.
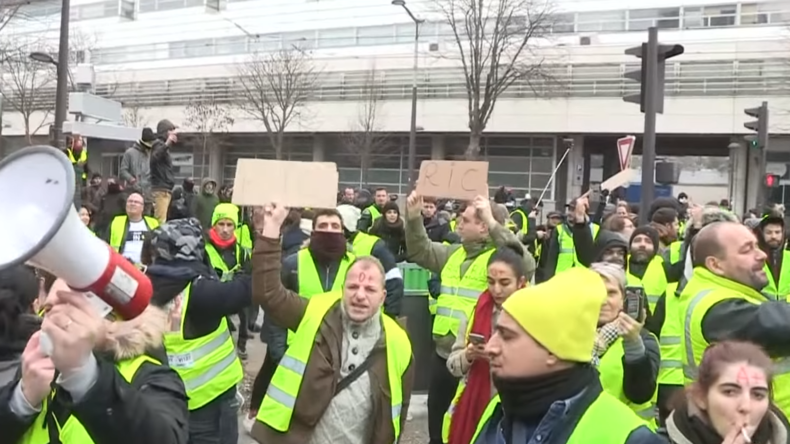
[0,357,19,389]
[120,142,151,198]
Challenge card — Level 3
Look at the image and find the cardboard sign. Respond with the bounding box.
[416,160,488,200]
[581,169,635,198]
[617,136,636,171]
[232,159,339,208]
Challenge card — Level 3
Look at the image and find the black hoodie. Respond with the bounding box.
[574,228,628,267]
[146,259,251,339]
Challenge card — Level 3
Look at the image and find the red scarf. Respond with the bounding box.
[209,227,236,249]
[447,290,495,444]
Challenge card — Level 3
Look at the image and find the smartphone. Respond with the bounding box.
[468,333,486,345]
[624,286,645,321]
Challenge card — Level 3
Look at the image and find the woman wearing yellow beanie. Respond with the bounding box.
[468,267,664,444]
[590,262,661,427]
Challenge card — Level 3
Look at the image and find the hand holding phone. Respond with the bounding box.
[624,286,645,321]
[465,333,487,363]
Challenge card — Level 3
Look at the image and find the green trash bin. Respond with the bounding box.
[398,262,434,392]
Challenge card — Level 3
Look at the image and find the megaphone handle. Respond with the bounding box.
[39,331,54,357]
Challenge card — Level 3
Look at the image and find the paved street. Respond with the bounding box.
[238,337,429,444]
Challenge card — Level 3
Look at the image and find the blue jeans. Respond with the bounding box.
[188,388,239,444]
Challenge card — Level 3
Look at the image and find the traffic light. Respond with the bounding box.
[765,173,780,188]
[623,39,684,114]
[744,101,769,150]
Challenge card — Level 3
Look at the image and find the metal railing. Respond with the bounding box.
[2,58,788,110]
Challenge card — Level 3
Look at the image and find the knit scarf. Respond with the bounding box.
[208,227,236,249]
[591,321,620,365]
[672,400,775,444]
[447,290,495,444]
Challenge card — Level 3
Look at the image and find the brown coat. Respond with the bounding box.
[250,235,415,444]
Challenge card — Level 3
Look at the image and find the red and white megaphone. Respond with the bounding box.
[0,146,152,320]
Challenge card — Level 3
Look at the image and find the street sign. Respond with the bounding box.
[617,135,636,171]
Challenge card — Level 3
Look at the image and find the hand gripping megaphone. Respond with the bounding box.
[0,146,152,321]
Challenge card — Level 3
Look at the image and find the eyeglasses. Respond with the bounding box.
[128,200,144,205]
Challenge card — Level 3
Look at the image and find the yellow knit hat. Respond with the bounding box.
[211,203,240,227]
[502,268,606,362]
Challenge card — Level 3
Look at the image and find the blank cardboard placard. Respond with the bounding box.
[232,159,339,208]
[416,160,489,200]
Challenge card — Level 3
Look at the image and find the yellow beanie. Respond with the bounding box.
[502,268,606,362]
[211,203,240,227]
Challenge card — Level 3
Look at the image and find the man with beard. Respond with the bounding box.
[650,208,679,251]
[539,200,599,283]
[469,268,662,444]
[680,221,790,418]
[756,212,790,300]
[627,226,667,316]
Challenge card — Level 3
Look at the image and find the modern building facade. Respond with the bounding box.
[2,0,789,211]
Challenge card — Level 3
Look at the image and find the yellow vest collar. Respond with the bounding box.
[691,267,764,300]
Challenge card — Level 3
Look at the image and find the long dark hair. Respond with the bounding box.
[0,265,40,342]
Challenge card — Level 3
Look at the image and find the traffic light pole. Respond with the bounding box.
[639,28,659,225]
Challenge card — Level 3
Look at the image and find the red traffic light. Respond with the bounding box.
[765,174,780,188]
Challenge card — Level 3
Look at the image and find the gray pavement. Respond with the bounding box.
[237,336,429,443]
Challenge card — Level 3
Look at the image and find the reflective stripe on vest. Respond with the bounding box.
[236,224,253,250]
[108,215,160,253]
[470,391,645,444]
[434,248,494,337]
[556,223,599,274]
[163,282,243,410]
[681,268,790,417]
[20,355,157,444]
[206,242,246,282]
[658,281,683,385]
[352,232,380,257]
[597,336,658,428]
[258,291,412,440]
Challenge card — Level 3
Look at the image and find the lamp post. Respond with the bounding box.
[392,0,423,191]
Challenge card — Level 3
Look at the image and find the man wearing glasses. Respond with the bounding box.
[103,193,160,265]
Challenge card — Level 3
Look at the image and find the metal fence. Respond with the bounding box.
[4,58,788,110]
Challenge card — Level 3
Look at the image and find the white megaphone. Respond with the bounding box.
[0,146,152,322]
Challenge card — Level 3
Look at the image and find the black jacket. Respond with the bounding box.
[617,330,661,405]
[423,216,450,243]
[0,340,188,444]
[146,261,252,339]
[150,140,175,192]
[357,204,382,232]
[368,219,407,262]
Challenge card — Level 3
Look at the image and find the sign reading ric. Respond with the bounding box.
[416,160,489,200]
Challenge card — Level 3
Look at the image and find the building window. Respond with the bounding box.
[119,0,135,20]
[628,7,680,30]
[283,31,316,50]
[741,2,790,25]
[551,13,575,33]
[357,25,394,46]
[577,10,626,32]
[317,27,356,48]
[216,36,246,55]
[139,0,156,12]
[249,35,281,52]
[683,4,737,28]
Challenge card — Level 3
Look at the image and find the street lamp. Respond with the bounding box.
[29,52,56,65]
[392,0,423,191]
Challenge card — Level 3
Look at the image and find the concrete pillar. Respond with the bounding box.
[208,144,223,182]
[563,135,585,205]
[313,135,325,162]
[431,135,445,160]
[728,138,748,215]
[744,139,762,212]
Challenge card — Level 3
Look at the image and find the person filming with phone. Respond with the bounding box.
[590,262,660,426]
[443,247,528,444]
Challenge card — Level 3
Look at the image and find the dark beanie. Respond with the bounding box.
[383,201,400,216]
[141,127,156,143]
[630,225,659,251]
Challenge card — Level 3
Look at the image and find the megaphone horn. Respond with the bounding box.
[0,145,152,320]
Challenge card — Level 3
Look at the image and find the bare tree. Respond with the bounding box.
[343,68,389,185]
[435,0,555,159]
[122,104,148,127]
[235,47,319,159]
[184,96,234,178]
[0,47,54,143]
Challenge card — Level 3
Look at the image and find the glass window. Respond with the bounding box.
[216,36,246,55]
[741,2,790,24]
[284,31,315,50]
[186,0,203,8]
[249,35,281,52]
[577,10,625,32]
[317,27,356,48]
[551,13,575,33]
[119,0,135,19]
[184,39,213,57]
[685,4,737,28]
[396,23,419,44]
[139,0,156,12]
[357,25,394,46]
[157,0,184,11]
[169,41,186,59]
[628,7,680,30]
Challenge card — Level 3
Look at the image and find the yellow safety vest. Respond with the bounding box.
[470,391,645,444]
[257,291,412,441]
[669,241,683,265]
[450,219,457,232]
[762,251,790,300]
[681,268,790,417]
[435,248,494,337]
[19,355,158,444]
[365,205,382,231]
[205,242,248,282]
[628,255,667,314]
[352,231,380,256]
[66,147,88,180]
[236,224,253,251]
[108,215,160,253]
[556,223,599,274]
[678,220,686,240]
[163,283,243,410]
[509,208,528,235]
[598,336,658,427]
[658,281,683,386]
